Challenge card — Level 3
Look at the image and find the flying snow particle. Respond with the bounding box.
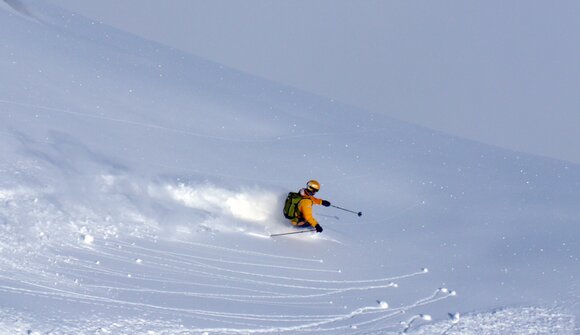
[135,258,143,264]
[422,268,429,273]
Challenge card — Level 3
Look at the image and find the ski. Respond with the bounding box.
[270,229,316,237]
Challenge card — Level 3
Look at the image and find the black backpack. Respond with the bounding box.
[283,192,303,220]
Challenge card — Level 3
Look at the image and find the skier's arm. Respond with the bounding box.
[310,196,323,206]
[312,196,330,207]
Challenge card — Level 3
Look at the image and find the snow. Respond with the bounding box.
[377,300,389,309]
[410,307,575,335]
[0,0,579,334]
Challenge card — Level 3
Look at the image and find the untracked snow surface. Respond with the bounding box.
[1,1,579,334]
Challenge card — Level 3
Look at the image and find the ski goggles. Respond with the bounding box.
[307,187,319,194]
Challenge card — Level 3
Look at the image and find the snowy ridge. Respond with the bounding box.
[1,0,33,18]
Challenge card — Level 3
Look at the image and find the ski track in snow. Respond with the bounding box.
[0,232,453,334]
[0,178,455,333]
[0,176,449,333]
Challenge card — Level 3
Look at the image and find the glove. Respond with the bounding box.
[314,224,323,233]
[321,200,331,207]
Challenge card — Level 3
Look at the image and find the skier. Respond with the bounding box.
[285,180,331,233]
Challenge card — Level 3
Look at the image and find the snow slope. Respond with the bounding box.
[1,1,579,334]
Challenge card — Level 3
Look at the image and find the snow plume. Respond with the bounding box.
[153,182,283,232]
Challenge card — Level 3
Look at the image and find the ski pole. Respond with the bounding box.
[270,229,316,237]
[331,205,362,217]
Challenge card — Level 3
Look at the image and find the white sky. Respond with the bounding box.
[47,0,580,164]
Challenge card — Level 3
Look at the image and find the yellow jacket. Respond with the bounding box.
[292,190,323,227]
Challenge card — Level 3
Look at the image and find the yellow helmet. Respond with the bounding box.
[306,180,321,193]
